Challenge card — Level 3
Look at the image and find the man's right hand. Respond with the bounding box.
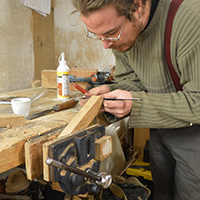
[79,85,110,106]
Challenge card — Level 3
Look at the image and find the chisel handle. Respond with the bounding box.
[53,99,78,111]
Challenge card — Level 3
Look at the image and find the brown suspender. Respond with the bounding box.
[165,0,184,91]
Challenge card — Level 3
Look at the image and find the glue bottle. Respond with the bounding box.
[57,53,70,99]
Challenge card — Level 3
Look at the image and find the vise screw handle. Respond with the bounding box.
[46,157,101,181]
[46,158,112,189]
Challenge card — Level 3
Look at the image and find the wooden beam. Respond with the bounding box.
[43,96,103,181]
[41,70,57,88]
[0,114,25,128]
[25,126,64,180]
[58,96,103,137]
[32,3,55,81]
[95,135,112,161]
[41,68,98,90]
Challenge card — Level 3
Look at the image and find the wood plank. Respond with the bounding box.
[41,70,57,88]
[43,96,103,181]
[25,126,65,180]
[0,114,25,128]
[95,135,112,161]
[59,96,103,137]
[41,68,98,90]
[32,4,55,81]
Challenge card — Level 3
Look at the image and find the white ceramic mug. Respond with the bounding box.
[11,98,31,117]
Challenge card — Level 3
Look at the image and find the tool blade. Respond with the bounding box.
[103,97,142,101]
[26,109,52,120]
[27,99,78,120]
[82,96,142,101]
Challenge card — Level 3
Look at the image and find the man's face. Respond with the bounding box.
[81,5,144,52]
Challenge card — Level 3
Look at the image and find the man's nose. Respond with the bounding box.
[102,40,114,49]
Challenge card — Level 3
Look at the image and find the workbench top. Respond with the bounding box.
[0,87,83,174]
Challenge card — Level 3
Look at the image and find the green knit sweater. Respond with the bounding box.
[109,0,200,128]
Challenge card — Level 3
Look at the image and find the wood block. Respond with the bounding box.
[58,96,103,137]
[69,68,98,91]
[41,70,57,88]
[95,135,112,161]
[25,126,64,180]
[41,68,98,91]
[43,139,52,181]
[0,114,25,128]
[43,96,103,181]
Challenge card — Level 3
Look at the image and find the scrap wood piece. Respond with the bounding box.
[25,126,65,180]
[41,68,98,90]
[119,150,140,176]
[43,96,103,181]
[58,95,103,137]
[0,113,25,128]
[95,136,112,161]
[41,70,57,88]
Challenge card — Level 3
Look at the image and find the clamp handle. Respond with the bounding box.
[46,158,112,188]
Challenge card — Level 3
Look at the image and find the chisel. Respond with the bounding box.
[27,99,78,120]
[82,96,142,101]
[73,83,142,101]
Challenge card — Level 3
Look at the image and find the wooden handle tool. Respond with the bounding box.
[53,99,78,111]
[27,99,78,120]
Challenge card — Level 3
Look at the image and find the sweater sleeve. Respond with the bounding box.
[108,50,147,92]
[129,2,200,129]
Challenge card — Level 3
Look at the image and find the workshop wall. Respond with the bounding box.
[53,0,115,70]
[0,0,34,93]
[0,0,115,93]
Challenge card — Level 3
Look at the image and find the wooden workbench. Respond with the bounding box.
[0,87,83,174]
[0,87,137,182]
[0,87,143,200]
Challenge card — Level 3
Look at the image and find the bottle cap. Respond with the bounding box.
[58,53,66,65]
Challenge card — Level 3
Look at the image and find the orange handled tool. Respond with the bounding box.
[72,83,89,94]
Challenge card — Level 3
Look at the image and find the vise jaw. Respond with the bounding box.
[47,125,112,195]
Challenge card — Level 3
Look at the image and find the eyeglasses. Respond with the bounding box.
[86,18,127,41]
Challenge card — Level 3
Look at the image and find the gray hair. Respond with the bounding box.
[71,0,147,20]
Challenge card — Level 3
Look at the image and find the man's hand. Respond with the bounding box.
[79,85,110,106]
[80,87,132,119]
[102,89,132,118]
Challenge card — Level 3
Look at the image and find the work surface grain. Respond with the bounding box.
[0,87,83,173]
